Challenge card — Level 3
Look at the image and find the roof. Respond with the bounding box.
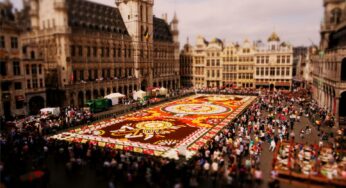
[67,0,129,35]
[0,2,17,29]
[211,38,223,44]
[268,32,280,42]
[153,17,173,42]
[0,2,15,22]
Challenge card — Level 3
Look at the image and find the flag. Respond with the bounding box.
[144,27,150,41]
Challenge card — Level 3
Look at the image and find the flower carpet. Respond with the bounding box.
[50,95,256,157]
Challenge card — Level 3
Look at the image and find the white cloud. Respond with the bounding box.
[11,0,323,46]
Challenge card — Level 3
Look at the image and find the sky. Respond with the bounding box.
[9,0,323,46]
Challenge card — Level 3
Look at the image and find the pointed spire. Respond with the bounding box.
[186,37,190,44]
[172,11,178,23]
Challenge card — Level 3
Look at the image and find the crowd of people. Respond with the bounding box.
[195,87,259,96]
[0,87,343,188]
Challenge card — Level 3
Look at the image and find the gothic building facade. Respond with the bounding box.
[21,0,179,107]
[311,0,346,127]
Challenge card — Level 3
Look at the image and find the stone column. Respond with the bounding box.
[335,97,340,128]
[83,91,87,105]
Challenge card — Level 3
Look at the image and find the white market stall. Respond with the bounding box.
[104,93,125,105]
[40,107,60,116]
[159,87,168,96]
[133,90,147,100]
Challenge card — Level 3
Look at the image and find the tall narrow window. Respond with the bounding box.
[27,79,31,89]
[39,65,42,74]
[93,46,97,57]
[80,70,84,80]
[32,79,38,88]
[32,64,37,75]
[87,46,91,57]
[140,5,143,22]
[71,45,76,57]
[94,69,98,79]
[101,47,104,57]
[39,79,43,88]
[106,47,110,57]
[88,69,92,80]
[26,64,30,75]
[13,61,20,75]
[113,48,117,58]
[146,6,149,23]
[11,37,18,49]
[0,36,5,48]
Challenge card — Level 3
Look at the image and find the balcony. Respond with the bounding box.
[26,87,46,94]
[65,77,139,89]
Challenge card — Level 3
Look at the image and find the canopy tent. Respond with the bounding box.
[159,87,168,96]
[40,107,60,116]
[133,90,147,100]
[104,93,125,105]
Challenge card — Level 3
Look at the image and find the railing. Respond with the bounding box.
[325,47,346,56]
[65,77,139,89]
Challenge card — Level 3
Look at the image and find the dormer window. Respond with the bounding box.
[330,8,341,24]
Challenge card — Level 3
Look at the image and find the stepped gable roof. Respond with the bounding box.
[0,2,17,29]
[67,0,129,35]
[16,5,31,32]
[153,17,173,42]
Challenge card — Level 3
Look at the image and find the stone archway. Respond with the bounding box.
[86,90,91,101]
[129,85,133,95]
[270,84,274,91]
[70,92,76,106]
[339,91,346,126]
[141,79,148,91]
[341,58,346,81]
[124,85,128,95]
[93,89,99,99]
[100,89,105,97]
[28,96,45,115]
[78,91,84,107]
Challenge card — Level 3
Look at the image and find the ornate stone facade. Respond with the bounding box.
[180,39,193,87]
[311,0,346,126]
[0,1,46,118]
[181,33,293,89]
[21,0,179,107]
